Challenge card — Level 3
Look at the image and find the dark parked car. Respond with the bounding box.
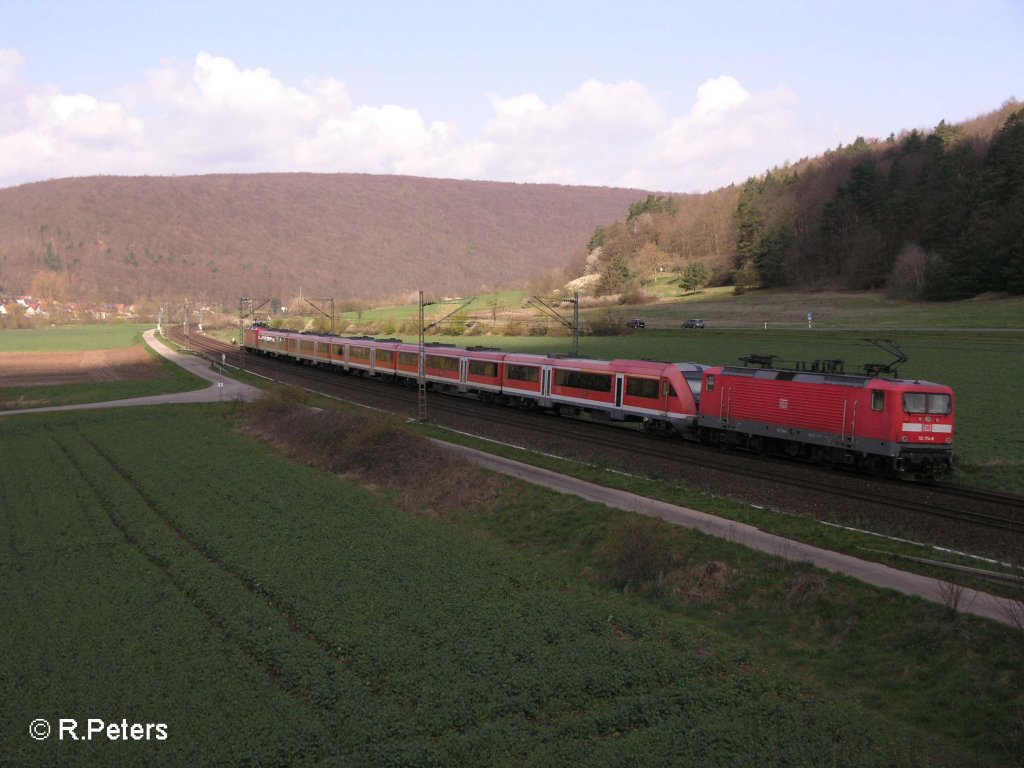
[626,318,646,329]
[681,319,705,329]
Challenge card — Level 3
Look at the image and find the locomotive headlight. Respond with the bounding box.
[945,438,952,444]
[901,436,908,443]
[925,416,932,423]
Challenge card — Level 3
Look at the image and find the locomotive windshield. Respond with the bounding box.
[902,392,951,415]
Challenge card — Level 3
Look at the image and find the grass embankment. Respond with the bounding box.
[2,397,1021,766]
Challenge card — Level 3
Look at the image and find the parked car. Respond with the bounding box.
[681,319,705,329]
[626,318,646,329]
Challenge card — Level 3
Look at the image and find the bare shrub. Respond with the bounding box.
[887,243,932,299]
[938,579,976,621]
[239,393,505,519]
[786,573,826,607]
[671,561,735,606]
[598,516,676,590]
[997,595,1024,635]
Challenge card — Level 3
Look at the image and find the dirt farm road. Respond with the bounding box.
[0,329,260,414]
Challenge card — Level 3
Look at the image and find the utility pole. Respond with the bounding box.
[239,298,250,370]
[238,297,271,371]
[527,291,580,355]
[183,299,190,352]
[416,292,476,423]
[303,297,335,334]
[418,291,428,423]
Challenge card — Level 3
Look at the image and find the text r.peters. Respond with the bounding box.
[59,719,168,741]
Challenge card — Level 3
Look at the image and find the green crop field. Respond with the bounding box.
[3,405,1021,766]
[0,326,209,411]
[0,323,157,352]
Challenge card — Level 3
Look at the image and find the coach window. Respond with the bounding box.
[507,365,540,383]
[554,370,612,392]
[872,391,885,411]
[376,350,394,365]
[626,377,659,399]
[398,352,419,366]
[427,355,459,372]
[469,360,498,378]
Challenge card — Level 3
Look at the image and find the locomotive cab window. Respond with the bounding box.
[903,392,951,415]
[705,375,715,393]
[872,391,885,411]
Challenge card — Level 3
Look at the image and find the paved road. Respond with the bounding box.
[3,330,1018,628]
[439,442,1022,629]
[0,329,259,416]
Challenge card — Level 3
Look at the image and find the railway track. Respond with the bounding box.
[168,327,1024,546]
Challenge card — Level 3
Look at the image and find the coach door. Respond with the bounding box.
[615,374,624,409]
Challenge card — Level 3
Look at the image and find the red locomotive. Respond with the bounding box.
[242,325,955,478]
[697,364,955,477]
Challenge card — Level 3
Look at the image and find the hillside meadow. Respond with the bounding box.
[1,403,1021,766]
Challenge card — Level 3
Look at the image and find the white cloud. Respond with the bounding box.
[0,51,827,192]
[692,75,751,117]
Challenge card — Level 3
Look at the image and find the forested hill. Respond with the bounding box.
[0,174,648,305]
[582,102,1024,301]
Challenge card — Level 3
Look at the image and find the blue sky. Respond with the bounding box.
[1,0,1021,191]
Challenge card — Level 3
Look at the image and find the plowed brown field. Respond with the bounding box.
[0,347,162,387]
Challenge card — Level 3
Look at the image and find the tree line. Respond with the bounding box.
[577,102,1023,301]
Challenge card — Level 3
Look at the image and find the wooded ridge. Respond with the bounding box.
[0,173,648,305]
[3,101,1021,309]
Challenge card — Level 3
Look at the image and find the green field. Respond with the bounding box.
[2,405,1021,766]
[0,323,158,352]
[0,326,209,411]
[327,288,1024,332]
